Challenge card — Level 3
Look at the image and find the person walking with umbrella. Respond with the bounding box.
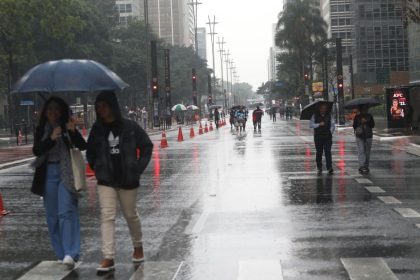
[353,105,375,174]
[31,96,87,269]
[309,103,335,175]
[86,91,153,272]
[252,106,264,133]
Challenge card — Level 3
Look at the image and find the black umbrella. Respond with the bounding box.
[344,98,381,109]
[12,59,128,94]
[231,105,244,111]
[300,100,333,120]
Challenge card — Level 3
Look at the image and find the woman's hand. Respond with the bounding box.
[50,126,62,141]
[67,117,76,132]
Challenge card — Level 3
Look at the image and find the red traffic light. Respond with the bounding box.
[192,75,197,80]
[338,83,343,88]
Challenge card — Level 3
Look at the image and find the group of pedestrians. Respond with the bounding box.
[309,103,375,175]
[31,91,153,272]
[127,106,148,130]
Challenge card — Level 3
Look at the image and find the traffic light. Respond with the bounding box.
[152,77,158,97]
[192,68,197,90]
[304,73,309,80]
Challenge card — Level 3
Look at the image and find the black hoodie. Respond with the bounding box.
[87,91,153,189]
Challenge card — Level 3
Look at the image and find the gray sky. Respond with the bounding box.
[197,0,284,91]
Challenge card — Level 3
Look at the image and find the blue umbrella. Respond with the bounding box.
[12,59,129,93]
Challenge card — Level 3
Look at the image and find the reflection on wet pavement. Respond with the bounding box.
[2,116,420,279]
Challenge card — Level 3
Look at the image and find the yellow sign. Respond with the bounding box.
[312,82,323,93]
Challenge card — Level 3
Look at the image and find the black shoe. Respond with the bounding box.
[327,169,334,175]
[317,169,322,175]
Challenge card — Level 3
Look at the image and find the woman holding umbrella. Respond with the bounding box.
[353,105,375,174]
[31,96,87,268]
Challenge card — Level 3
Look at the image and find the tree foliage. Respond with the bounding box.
[274,0,327,98]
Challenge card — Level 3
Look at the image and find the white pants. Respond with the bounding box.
[97,185,143,259]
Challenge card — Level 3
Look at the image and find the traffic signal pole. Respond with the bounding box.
[151,40,160,128]
[336,38,345,125]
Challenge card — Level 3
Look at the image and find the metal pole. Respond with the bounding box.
[207,15,218,104]
[144,0,152,129]
[322,47,329,101]
[217,37,225,107]
[349,53,355,99]
[336,38,345,125]
[224,51,230,108]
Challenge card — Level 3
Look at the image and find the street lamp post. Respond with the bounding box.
[206,15,218,103]
[224,50,230,102]
[188,0,202,55]
[144,0,152,128]
[217,37,226,108]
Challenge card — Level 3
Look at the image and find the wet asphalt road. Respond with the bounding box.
[1,115,420,279]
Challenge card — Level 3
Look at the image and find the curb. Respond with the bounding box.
[0,157,35,170]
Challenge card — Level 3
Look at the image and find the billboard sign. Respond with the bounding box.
[386,87,410,128]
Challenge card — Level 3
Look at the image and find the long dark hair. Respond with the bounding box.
[37,96,70,129]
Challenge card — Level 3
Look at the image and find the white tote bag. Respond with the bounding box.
[66,130,87,192]
[69,147,86,192]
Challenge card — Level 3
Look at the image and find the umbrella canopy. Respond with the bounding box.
[187,105,199,110]
[12,59,128,94]
[209,105,222,109]
[231,105,244,111]
[344,98,381,109]
[300,100,333,120]
[171,104,187,111]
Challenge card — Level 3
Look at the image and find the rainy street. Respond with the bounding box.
[1,116,420,280]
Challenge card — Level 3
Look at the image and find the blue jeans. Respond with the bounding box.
[43,164,80,260]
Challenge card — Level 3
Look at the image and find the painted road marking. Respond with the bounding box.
[288,175,354,180]
[130,261,183,280]
[18,261,81,280]
[355,178,373,184]
[237,260,283,280]
[341,258,398,280]
[394,208,420,218]
[377,196,402,204]
[365,186,386,193]
[184,211,210,235]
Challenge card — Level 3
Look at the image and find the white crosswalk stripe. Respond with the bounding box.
[365,186,386,193]
[394,208,420,218]
[237,260,283,280]
[377,196,402,204]
[355,178,373,184]
[130,261,184,280]
[17,261,81,280]
[341,258,398,280]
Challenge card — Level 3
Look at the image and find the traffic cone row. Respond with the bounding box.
[159,120,222,149]
[0,193,9,217]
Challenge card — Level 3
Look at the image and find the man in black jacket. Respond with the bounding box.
[309,103,336,175]
[87,91,153,272]
[353,105,375,173]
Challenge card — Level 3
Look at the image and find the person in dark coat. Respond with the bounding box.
[252,106,264,133]
[309,103,335,174]
[353,105,375,173]
[214,108,220,129]
[32,96,86,269]
[86,91,153,272]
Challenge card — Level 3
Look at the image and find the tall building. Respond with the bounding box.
[268,23,283,81]
[115,0,194,47]
[196,27,207,61]
[353,0,409,86]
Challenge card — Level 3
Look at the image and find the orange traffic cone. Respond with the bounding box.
[17,130,23,146]
[190,127,195,138]
[160,131,168,148]
[82,127,88,137]
[177,127,184,142]
[0,193,10,217]
[204,123,209,133]
[199,123,204,135]
[86,163,95,177]
[209,122,214,131]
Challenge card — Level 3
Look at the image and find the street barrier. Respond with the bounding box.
[204,123,209,133]
[199,123,203,135]
[0,193,9,217]
[210,122,214,131]
[190,127,195,138]
[160,131,169,148]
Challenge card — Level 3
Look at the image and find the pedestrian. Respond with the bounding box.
[252,106,264,133]
[230,110,235,129]
[31,96,87,269]
[214,108,220,129]
[141,107,148,130]
[309,103,335,175]
[353,105,375,174]
[272,107,277,122]
[86,91,153,272]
